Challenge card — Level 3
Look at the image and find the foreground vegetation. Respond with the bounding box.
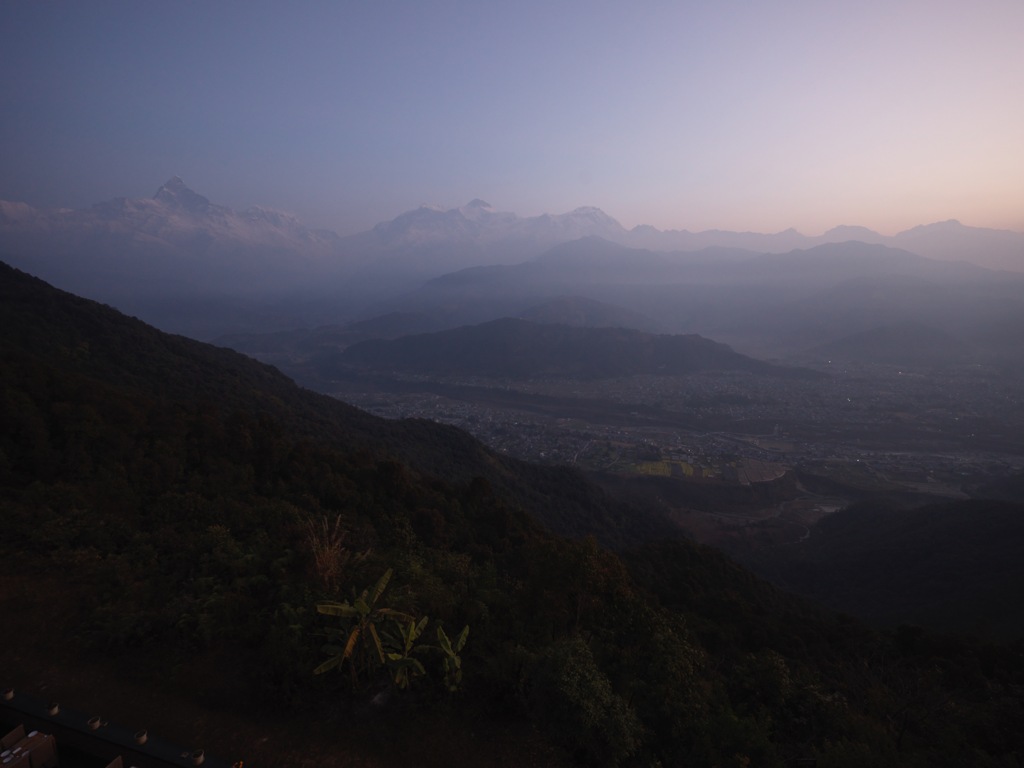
[2,262,1022,766]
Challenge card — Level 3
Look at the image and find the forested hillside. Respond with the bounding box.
[2,261,1022,767]
[737,499,1024,639]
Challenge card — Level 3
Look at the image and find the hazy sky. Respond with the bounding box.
[2,1,1022,236]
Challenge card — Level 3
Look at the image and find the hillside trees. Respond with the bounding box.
[315,568,414,688]
[4,262,1024,767]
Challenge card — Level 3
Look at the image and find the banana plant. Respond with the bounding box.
[436,624,470,692]
[315,568,415,689]
[385,615,430,690]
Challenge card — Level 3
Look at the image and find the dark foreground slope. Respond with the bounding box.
[2,261,1023,768]
[737,499,1024,639]
[0,262,669,548]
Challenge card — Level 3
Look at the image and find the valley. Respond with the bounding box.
[315,359,1023,548]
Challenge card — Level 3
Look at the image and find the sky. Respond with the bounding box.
[2,0,1023,236]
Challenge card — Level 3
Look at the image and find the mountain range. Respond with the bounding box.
[3,179,1023,358]
[3,178,1022,294]
[0,177,342,288]
[365,237,1024,360]
[337,194,1024,273]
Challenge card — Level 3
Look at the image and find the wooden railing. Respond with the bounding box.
[2,688,239,768]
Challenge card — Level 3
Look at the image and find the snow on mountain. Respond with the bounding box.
[0,178,341,252]
[351,199,628,257]
[0,178,349,315]
[1,179,1022,344]
[1,180,1021,300]
[0,200,41,222]
[154,175,219,214]
[459,199,496,219]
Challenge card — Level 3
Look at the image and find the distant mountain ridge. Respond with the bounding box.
[334,197,632,275]
[0,177,342,299]
[807,323,974,367]
[2,179,1022,342]
[3,178,1022,277]
[343,199,1023,272]
[378,237,1024,356]
[6,176,342,252]
[332,317,808,380]
[361,198,627,247]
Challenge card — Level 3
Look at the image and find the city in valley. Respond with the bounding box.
[323,359,1023,549]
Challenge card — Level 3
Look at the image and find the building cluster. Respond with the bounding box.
[331,361,1023,495]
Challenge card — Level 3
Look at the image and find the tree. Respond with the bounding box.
[435,624,470,692]
[385,616,430,690]
[523,635,642,765]
[314,568,414,690]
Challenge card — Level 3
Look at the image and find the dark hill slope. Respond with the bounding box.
[336,317,809,380]
[806,323,972,366]
[741,499,1024,639]
[1,259,378,438]
[3,261,1023,767]
[0,262,670,548]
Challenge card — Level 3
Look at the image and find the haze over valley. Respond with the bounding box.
[4,176,1022,577]
[4,178,1024,348]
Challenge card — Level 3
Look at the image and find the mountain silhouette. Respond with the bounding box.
[335,318,807,380]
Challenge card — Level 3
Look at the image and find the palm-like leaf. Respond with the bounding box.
[313,568,423,691]
[370,568,392,606]
[342,626,361,660]
[367,622,385,665]
[435,624,470,692]
[438,626,454,656]
[316,601,359,617]
[313,656,342,675]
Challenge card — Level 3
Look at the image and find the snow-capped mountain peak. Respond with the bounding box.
[153,176,215,215]
[458,198,499,221]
